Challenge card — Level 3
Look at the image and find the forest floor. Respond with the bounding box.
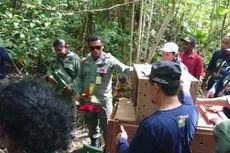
[69,113,91,153]
[3,73,103,153]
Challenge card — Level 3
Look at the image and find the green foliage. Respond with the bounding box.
[0,0,230,73]
[216,6,230,15]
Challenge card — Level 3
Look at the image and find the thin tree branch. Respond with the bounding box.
[147,0,180,63]
[136,0,144,63]
[24,0,141,14]
[129,0,135,65]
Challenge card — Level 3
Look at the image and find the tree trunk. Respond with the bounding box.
[147,0,180,63]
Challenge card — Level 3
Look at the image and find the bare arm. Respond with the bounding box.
[196,96,230,106]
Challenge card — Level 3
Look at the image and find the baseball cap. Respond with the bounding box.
[160,42,179,53]
[181,36,197,46]
[149,61,181,85]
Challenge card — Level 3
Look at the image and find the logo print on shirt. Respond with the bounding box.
[178,115,189,128]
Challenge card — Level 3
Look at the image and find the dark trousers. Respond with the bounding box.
[85,106,112,147]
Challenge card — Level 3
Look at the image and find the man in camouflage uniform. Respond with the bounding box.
[47,39,81,118]
[73,35,133,147]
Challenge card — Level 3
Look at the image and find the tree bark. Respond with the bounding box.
[147,0,180,63]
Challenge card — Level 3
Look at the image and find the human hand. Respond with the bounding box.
[210,117,223,125]
[47,75,57,84]
[117,125,128,141]
[62,85,73,95]
[207,106,223,112]
[72,92,80,102]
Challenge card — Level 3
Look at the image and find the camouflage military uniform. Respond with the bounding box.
[47,51,81,115]
[73,52,132,145]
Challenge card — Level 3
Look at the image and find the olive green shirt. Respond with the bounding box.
[214,119,230,153]
[73,52,132,106]
[47,51,81,89]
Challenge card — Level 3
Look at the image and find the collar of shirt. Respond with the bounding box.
[181,50,197,58]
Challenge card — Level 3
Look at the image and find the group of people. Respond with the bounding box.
[45,35,133,148]
[0,33,229,153]
[117,34,230,153]
[0,35,132,153]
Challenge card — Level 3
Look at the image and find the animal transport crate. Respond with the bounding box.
[105,98,217,153]
[132,64,199,121]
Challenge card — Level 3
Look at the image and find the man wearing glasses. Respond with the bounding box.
[73,35,133,147]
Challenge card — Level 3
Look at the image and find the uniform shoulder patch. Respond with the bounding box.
[83,60,90,64]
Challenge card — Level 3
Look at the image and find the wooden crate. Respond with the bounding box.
[106,98,138,153]
[191,114,216,153]
[132,64,158,121]
[132,64,199,121]
[106,98,217,153]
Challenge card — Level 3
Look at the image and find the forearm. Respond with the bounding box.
[195,59,203,80]
[197,96,230,106]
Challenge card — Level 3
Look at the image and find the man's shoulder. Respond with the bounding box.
[142,113,164,126]
[101,52,113,58]
[192,50,202,58]
[82,53,91,61]
[67,51,81,59]
[179,51,185,57]
[212,49,223,57]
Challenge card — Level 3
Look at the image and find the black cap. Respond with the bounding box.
[149,61,181,84]
[181,36,197,46]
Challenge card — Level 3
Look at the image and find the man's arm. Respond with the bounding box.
[195,56,203,80]
[68,55,81,89]
[180,71,195,105]
[196,95,230,106]
[117,122,156,153]
[207,66,229,97]
[110,54,133,76]
[73,61,84,94]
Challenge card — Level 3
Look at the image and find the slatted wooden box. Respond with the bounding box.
[191,113,216,153]
[132,64,199,121]
[105,98,138,153]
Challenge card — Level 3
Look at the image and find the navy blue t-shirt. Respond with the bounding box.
[118,92,198,153]
[0,47,10,78]
[207,50,230,90]
[213,66,230,97]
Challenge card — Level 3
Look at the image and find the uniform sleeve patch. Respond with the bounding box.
[83,60,90,64]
